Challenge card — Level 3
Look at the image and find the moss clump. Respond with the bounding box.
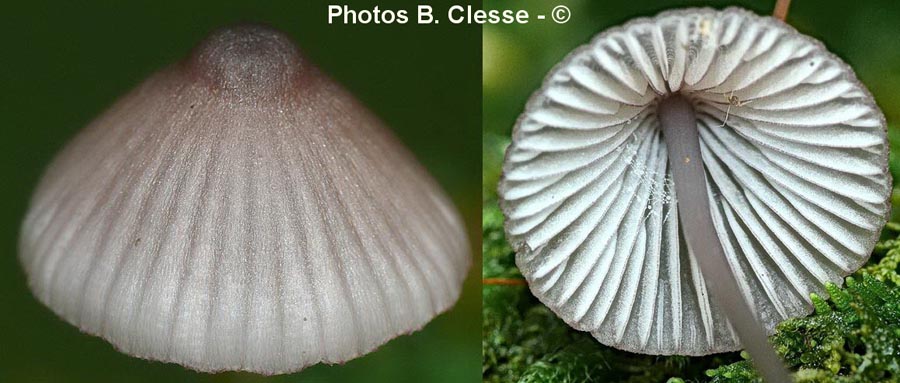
[482,202,518,279]
[703,237,900,383]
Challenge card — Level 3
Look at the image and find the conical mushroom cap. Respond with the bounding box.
[499,7,889,355]
[20,24,470,374]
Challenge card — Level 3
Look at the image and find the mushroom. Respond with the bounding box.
[19,24,470,375]
[499,7,889,380]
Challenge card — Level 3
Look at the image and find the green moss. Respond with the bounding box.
[699,234,900,383]
[483,198,900,382]
[482,202,518,279]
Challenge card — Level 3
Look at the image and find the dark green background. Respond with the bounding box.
[484,0,900,202]
[0,1,480,382]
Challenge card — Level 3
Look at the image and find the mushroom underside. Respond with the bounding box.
[501,6,889,360]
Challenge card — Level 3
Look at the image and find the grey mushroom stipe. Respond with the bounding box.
[19,24,470,375]
[498,5,889,376]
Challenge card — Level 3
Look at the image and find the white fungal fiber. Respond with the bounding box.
[499,7,890,355]
[19,24,470,374]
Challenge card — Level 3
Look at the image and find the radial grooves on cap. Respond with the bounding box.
[328,131,440,322]
[500,7,889,355]
[19,46,470,372]
[166,116,228,365]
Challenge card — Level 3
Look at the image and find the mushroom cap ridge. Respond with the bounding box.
[499,7,890,355]
[19,24,471,374]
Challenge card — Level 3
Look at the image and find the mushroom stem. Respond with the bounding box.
[657,95,790,382]
[482,278,527,286]
[773,0,791,21]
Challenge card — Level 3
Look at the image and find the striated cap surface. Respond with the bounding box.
[19,24,470,374]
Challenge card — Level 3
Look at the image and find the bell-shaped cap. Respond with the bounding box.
[500,7,889,355]
[19,24,470,374]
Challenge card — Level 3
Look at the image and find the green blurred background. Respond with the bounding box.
[0,1,480,382]
[483,0,900,203]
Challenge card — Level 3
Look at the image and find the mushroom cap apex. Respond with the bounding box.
[188,23,304,95]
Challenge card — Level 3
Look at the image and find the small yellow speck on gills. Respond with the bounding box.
[699,19,712,37]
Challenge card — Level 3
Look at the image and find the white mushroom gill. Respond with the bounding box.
[499,5,889,362]
[19,24,470,375]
